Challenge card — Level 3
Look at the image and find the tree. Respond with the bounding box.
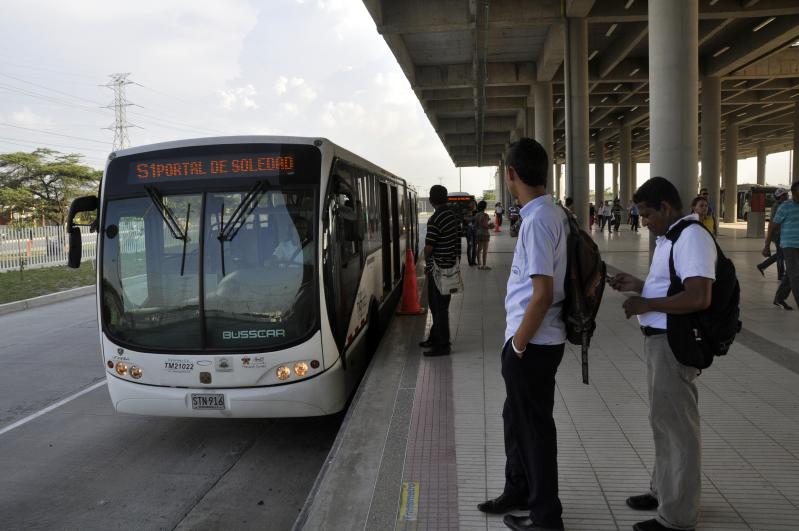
[0,149,102,226]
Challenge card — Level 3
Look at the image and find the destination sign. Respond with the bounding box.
[129,153,295,184]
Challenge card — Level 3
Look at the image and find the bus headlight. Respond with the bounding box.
[276,366,291,381]
[115,362,129,376]
[130,366,143,379]
[294,362,309,377]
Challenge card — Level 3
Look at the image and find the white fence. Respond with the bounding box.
[0,226,97,272]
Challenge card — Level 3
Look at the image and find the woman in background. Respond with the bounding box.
[475,200,492,270]
[691,196,716,235]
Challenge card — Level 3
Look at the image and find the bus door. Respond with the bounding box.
[390,185,401,280]
[379,182,391,293]
[323,172,363,351]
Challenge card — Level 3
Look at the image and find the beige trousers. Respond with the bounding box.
[645,334,701,530]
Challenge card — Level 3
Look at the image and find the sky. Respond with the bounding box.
[0,0,794,198]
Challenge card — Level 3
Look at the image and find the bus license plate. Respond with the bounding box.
[191,393,226,410]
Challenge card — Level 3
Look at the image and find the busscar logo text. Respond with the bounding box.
[222,329,286,340]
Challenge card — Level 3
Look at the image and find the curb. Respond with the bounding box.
[0,285,95,316]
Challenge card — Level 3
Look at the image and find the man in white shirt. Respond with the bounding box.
[608,177,716,531]
[477,138,569,531]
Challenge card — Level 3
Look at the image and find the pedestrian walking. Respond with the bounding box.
[699,188,718,236]
[418,185,460,356]
[478,138,568,531]
[764,181,799,311]
[599,201,610,232]
[757,188,788,281]
[608,177,716,531]
[464,199,478,266]
[495,202,505,227]
[611,199,622,233]
[589,202,596,231]
[630,201,640,232]
[475,200,492,270]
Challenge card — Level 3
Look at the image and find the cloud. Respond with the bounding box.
[9,107,54,129]
[217,85,259,110]
[275,77,318,102]
[374,72,418,107]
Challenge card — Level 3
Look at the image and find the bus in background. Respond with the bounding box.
[446,192,476,235]
[719,183,778,221]
[66,136,418,418]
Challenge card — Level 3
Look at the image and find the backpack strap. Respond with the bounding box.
[666,218,722,288]
[666,219,702,289]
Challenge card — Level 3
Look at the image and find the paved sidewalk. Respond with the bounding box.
[299,221,799,531]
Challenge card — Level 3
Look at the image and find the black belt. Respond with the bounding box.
[641,326,667,336]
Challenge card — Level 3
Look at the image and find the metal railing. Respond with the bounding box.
[0,226,97,272]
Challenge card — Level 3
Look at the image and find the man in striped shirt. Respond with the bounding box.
[419,185,461,356]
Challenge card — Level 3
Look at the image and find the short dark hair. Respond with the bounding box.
[477,200,487,211]
[565,197,574,206]
[504,137,548,188]
[429,184,448,205]
[633,176,683,211]
[700,187,708,194]
[690,196,707,208]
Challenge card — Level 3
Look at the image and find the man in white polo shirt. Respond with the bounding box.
[609,177,716,531]
[477,138,569,531]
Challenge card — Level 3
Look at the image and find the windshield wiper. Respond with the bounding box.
[218,181,269,242]
[144,186,187,242]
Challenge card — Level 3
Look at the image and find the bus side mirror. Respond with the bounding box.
[67,195,98,268]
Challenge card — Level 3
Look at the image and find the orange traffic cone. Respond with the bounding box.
[494,214,501,232]
[397,248,425,315]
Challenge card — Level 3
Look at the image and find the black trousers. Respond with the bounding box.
[501,339,565,527]
[426,271,451,347]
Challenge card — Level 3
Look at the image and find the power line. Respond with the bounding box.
[0,136,110,155]
[0,72,104,106]
[0,122,110,145]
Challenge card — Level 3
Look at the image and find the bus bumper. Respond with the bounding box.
[107,360,347,418]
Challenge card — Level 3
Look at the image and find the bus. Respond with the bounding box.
[719,183,778,221]
[446,192,476,235]
[66,136,418,418]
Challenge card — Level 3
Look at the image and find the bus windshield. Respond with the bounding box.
[101,187,317,352]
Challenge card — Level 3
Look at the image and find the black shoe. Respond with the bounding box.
[419,339,433,348]
[477,494,528,514]
[502,514,563,531]
[773,301,793,310]
[757,264,766,277]
[633,518,693,531]
[423,348,450,357]
[626,493,658,511]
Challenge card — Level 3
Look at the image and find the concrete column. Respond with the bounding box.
[757,142,767,186]
[534,82,554,194]
[631,160,637,199]
[563,17,590,227]
[620,124,632,209]
[525,107,535,138]
[723,120,738,222]
[595,139,605,209]
[701,75,721,219]
[555,162,562,200]
[648,0,699,209]
[612,162,619,199]
[793,103,799,183]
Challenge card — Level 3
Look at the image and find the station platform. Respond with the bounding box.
[297,221,799,531]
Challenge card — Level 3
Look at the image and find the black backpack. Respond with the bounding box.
[561,207,607,384]
[666,220,742,370]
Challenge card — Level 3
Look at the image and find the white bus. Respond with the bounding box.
[67,136,419,417]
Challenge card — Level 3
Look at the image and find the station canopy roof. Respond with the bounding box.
[362,0,799,166]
